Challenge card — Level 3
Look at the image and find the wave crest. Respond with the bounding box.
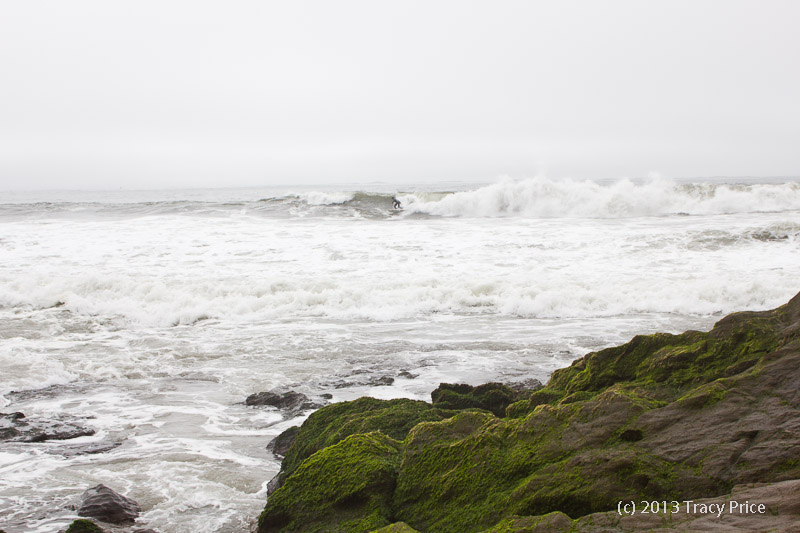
[402,177,800,218]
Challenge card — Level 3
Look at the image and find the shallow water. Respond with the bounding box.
[1,177,799,531]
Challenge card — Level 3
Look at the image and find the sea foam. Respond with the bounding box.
[402,177,800,218]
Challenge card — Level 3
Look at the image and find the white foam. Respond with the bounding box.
[296,190,354,205]
[402,177,800,218]
[2,210,796,328]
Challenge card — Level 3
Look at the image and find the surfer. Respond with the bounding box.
[392,196,402,209]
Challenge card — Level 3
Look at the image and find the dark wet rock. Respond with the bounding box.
[0,412,95,442]
[506,377,543,392]
[398,370,418,379]
[256,291,800,533]
[319,393,333,400]
[266,472,284,496]
[266,426,299,458]
[0,412,24,440]
[65,519,104,532]
[78,484,140,524]
[245,390,323,416]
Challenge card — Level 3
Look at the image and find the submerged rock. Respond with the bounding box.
[0,412,95,442]
[369,375,395,387]
[332,374,396,389]
[53,440,122,457]
[78,484,140,524]
[257,291,800,532]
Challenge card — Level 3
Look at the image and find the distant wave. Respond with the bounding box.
[400,177,800,218]
[2,178,799,221]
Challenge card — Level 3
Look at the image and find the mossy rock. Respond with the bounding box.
[505,389,565,418]
[676,379,729,409]
[431,382,516,417]
[65,519,105,533]
[258,432,402,533]
[392,387,721,532]
[370,523,420,533]
[279,397,448,484]
[547,296,791,399]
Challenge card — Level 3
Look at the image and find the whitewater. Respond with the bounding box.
[1,176,799,532]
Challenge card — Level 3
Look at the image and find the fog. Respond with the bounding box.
[1,0,798,190]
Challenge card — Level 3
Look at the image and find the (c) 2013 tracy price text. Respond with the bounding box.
[617,500,766,518]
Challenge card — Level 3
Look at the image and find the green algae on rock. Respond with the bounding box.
[268,397,453,495]
[257,291,800,532]
[371,523,421,533]
[65,519,105,533]
[258,432,402,532]
[430,382,517,416]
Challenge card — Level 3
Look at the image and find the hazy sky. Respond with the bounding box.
[1,0,799,190]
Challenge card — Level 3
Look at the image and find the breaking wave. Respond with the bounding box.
[401,177,800,218]
[3,178,799,221]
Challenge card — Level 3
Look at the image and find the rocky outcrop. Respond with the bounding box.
[0,412,95,442]
[257,291,800,532]
[77,484,140,524]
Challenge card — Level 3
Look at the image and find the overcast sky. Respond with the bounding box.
[1,1,798,190]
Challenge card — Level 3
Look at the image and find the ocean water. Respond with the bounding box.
[1,176,799,532]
